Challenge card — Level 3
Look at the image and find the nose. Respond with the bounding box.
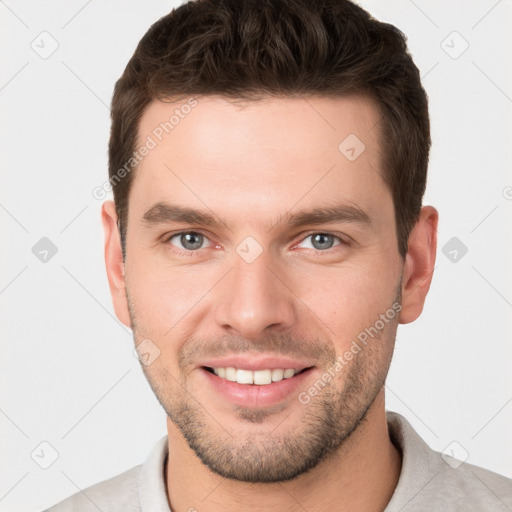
[213,249,297,340]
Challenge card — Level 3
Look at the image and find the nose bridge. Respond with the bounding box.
[213,244,296,338]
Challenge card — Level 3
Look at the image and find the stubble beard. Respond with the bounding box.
[127,288,399,483]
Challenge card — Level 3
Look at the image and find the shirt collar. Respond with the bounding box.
[384,411,442,510]
[138,435,172,512]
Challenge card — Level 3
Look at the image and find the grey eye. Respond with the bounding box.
[298,233,341,251]
[169,232,207,250]
[311,233,335,250]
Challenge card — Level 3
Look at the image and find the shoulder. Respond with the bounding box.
[385,411,512,511]
[42,435,169,512]
[43,464,142,512]
[423,459,512,511]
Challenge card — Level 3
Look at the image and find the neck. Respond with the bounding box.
[165,389,401,512]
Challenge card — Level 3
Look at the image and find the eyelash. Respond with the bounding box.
[162,230,350,256]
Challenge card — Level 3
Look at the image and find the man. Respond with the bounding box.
[45,0,512,510]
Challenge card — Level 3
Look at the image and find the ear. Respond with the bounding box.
[101,200,131,327]
[399,206,438,324]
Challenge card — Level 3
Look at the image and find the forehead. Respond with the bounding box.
[130,94,390,228]
[137,93,381,159]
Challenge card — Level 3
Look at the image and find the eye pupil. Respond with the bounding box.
[312,233,334,250]
[181,232,203,250]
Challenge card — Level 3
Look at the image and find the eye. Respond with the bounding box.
[166,231,211,251]
[297,233,343,251]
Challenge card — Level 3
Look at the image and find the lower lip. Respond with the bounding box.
[200,367,314,408]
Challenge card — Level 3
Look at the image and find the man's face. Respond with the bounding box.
[121,95,404,482]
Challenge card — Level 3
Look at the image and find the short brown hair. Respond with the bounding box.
[109,0,430,259]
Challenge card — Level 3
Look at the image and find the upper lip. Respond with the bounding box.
[197,354,315,372]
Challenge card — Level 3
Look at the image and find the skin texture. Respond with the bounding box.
[102,94,438,512]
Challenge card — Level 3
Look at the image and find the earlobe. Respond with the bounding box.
[399,206,438,324]
[101,200,131,327]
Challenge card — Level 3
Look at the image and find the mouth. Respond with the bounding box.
[198,358,316,409]
[202,366,312,385]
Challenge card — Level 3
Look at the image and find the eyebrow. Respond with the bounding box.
[142,203,229,229]
[141,201,371,230]
[284,203,371,229]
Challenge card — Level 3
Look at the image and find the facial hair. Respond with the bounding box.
[127,285,401,483]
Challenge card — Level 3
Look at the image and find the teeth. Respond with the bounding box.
[236,369,253,384]
[225,367,237,382]
[212,367,300,385]
[271,368,284,381]
[254,369,272,385]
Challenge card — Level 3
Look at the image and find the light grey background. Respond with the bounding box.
[1,1,511,511]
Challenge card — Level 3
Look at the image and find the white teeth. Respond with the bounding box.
[271,368,284,381]
[236,369,254,385]
[225,367,237,382]
[212,367,300,385]
[253,369,272,385]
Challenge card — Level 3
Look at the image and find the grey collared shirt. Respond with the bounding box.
[44,411,512,511]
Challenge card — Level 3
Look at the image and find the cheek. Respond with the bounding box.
[125,260,208,335]
[296,262,399,342]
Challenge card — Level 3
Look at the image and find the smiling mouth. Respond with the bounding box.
[203,366,313,385]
